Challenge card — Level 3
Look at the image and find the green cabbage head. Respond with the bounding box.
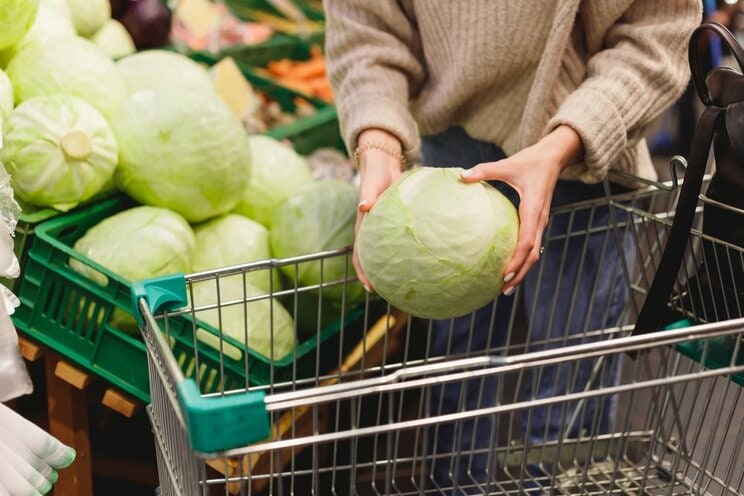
[92,19,135,59]
[270,180,363,304]
[66,0,110,37]
[110,86,251,223]
[0,94,118,211]
[70,205,195,334]
[117,50,215,96]
[0,0,38,51]
[191,277,296,361]
[233,135,313,227]
[6,36,126,116]
[193,214,281,293]
[70,205,195,287]
[357,167,519,319]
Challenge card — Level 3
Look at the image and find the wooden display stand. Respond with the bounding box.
[17,336,151,496]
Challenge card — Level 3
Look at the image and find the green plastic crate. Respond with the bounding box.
[0,193,117,292]
[13,196,366,402]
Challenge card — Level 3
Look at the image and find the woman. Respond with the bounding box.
[325,1,701,493]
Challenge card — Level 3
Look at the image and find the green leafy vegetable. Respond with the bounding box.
[0,94,118,211]
[110,86,251,223]
[233,135,313,228]
[357,167,519,319]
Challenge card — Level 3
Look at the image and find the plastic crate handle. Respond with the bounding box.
[131,274,188,327]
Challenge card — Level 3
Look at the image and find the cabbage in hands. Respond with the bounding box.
[110,86,251,223]
[6,36,126,116]
[0,95,118,211]
[270,180,363,304]
[357,167,519,319]
[233,136,313,227]
[191,277,296,361]
[0,0,38,51]
[193,214,281,293]
[117,50,215,96]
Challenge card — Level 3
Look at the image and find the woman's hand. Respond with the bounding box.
[461,125,584,295]
[353,128,405,291]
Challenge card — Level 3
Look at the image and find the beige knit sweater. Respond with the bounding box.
[325,0,702,183]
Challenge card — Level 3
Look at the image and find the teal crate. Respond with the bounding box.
[13,196,366,402]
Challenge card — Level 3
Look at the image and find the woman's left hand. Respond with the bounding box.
[460,125,584,295]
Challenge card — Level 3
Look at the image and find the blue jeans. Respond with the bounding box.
[422,128,632,493]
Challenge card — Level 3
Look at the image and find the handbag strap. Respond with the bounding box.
[689,22,744,106]
[632,105,722,335]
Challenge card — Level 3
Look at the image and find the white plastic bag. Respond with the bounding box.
[0,160,31,402]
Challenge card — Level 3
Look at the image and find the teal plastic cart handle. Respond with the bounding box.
[177,379,270,453]
[131,274,188,326]
[664,318,695,330]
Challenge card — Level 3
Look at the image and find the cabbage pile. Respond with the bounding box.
[0,0,370,363]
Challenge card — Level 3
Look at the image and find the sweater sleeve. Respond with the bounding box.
[547,0,702,183]
[324,0,426,162]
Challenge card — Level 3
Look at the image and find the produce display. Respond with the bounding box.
[0,0,38,51]
[261,45,333,102]
[357,167,520,320]
[0,0,359,366]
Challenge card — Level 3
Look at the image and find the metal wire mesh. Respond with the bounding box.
[141,174,744,495]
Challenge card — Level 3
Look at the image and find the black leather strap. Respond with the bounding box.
[689,22,744,106]
[632,105,722,335]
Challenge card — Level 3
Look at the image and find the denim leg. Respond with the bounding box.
[519,182,632,447]
[422,128,515,493]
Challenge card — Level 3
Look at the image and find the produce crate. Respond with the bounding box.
[0,193,116,292]
[12,196,366,402]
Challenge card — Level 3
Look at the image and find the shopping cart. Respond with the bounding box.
[135,162,744,495]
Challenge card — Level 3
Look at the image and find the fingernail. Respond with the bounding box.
[358,200,369,211]
[503,272,515,283]
[460,169,473,178]
[503,286,515,296]
[364,284,372,293]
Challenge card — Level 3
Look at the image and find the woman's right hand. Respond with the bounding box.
[354,128,405,291]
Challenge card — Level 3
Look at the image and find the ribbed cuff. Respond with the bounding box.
[339,94,421,165]
[547,87,627,183]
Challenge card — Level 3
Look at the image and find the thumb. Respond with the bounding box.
[459,161,509,184]
[358,166,396,213]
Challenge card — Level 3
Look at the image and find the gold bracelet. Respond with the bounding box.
[353,141,407,170]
